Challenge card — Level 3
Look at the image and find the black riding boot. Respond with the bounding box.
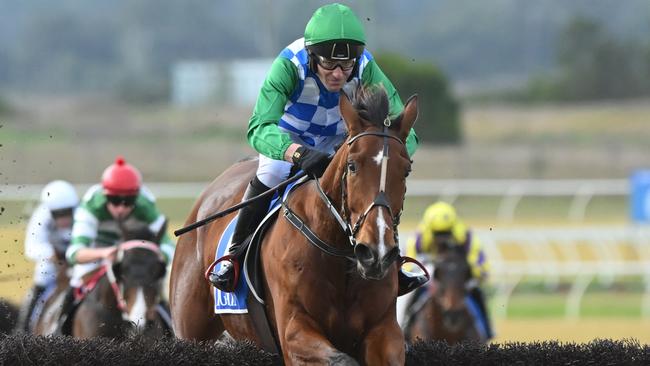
[15,284,46,333]
[209,177,272,292]
[469,286,494,339]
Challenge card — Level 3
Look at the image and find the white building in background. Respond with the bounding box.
[171,58,274,107]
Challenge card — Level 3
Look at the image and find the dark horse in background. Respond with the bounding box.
[0,299,18,334]
[35,223,173,338]
[403,241,483,345]
[170,86,418,365]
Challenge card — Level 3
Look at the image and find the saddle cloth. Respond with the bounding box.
[213,177,306,314]
[213,216,250,314]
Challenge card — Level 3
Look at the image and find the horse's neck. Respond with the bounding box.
[319,155,344,205]
[289,167,347,244]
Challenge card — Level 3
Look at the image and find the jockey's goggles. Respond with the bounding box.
[106,195,137,207]
[314,55,356,71]
[50,207,74,219]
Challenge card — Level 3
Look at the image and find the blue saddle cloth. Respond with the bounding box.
[465,295,490,340]
[213,217,250,314]
[213,178,303,314]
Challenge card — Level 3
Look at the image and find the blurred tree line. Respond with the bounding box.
[1,0,649,99]
[524,16,650,101]
[376,53,460,144]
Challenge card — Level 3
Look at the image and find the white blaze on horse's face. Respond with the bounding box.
[372,149,383,166]
[128,287,147,329]
[376,209,389,258]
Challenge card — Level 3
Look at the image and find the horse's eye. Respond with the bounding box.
[347,161,357,174]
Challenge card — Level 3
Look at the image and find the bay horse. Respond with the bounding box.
[170,86,418,365]
[403,242,482,344]
[35,223,172,338]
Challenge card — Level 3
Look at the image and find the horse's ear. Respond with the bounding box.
[398,94,418,141]
[339,91,362,136]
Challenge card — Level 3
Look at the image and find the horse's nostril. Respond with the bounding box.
[354,243,376,266]
[382,247,400,266]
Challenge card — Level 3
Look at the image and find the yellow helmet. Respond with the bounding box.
[422,201,457,233]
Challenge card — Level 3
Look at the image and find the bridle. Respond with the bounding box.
[105,241,165,318]
[283,122,407,261]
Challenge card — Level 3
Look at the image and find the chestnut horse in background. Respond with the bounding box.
[170,86,418,365]
[404,242,482,344]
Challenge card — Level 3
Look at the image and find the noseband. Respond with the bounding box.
[283,124,406,261]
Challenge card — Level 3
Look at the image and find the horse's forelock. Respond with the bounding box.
[351,85,390,128]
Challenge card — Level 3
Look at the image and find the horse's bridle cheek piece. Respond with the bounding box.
[283,125,407,260]
[341,126,404,246]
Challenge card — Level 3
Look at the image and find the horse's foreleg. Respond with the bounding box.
[361,319,405,366]
[282,313,359,366]
[170,249,223,340]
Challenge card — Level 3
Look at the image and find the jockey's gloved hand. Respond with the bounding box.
[292,146,332,178]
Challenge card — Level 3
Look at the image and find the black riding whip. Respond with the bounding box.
[174,172,307,237]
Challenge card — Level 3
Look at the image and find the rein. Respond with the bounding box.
[79,241,164,319]
[174,172,307,237]
[282,125,405,260]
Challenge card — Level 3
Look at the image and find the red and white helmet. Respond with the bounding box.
[101,156,142,196]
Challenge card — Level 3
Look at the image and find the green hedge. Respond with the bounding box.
[375,53,461,144]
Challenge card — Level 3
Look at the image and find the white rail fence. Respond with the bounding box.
[474,227,650,319]
[2,179,628,222]
[406,179,628,222]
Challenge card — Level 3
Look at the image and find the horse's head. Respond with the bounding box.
[325,85,417,281]
[115,243,167,287]
[112,240,166,329]
[432,241,472,332]
[115,219,168,288]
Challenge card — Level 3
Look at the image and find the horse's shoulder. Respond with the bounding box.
[284,178,317,205]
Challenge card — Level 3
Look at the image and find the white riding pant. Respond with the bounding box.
[32,259,56,287]
[254,135,342,187]
[255,154,293,187]
[25,238,56,287]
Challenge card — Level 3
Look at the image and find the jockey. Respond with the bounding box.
[209,2,426,295]
[15,180,79,333]
[56,156,175,331]
[406,201,494,339]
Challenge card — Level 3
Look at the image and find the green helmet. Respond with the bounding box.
[304,3,365,60]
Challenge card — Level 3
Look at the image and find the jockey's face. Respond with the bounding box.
[51,208,74,229]
[434,231,456,252]
[316,61,353,92]
[53,215,73,230]
[106,198,135,220]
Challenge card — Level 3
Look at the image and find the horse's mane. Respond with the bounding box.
[351,84,392,128]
